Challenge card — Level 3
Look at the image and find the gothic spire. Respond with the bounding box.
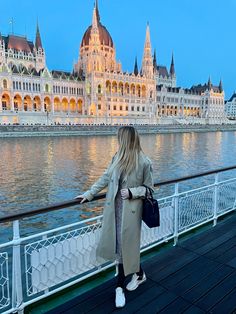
[142,22,153,78]
[35,21,42,50]
[153,48,157,71]
[219,78,223,93]
[95,0,100,23]
[208,76,212,90]
[144,22,151,50]
[92,5,99,30]
[170,52,175,76]
[134,56,139,76]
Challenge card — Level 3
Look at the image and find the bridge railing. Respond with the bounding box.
[0,165,236,314]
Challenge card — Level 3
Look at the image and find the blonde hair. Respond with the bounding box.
[110,126,142,177]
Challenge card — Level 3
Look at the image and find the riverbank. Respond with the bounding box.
[0,123,236,137]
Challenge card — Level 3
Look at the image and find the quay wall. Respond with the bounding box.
[1,124,236,137]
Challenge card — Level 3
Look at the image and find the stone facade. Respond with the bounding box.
[0,1,228,125]
[225,92,236,119]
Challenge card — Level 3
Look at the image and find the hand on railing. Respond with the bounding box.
[75,195,88,204]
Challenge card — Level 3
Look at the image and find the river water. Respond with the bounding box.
[1,131,236,241]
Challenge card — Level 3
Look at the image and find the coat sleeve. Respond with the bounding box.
[81,162,112,201]
[129,159,154,199]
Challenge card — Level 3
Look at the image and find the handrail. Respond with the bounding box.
[1,165,236,224]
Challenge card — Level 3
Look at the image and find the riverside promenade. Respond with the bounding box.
[40,213,236,314]
[0,124,236,137]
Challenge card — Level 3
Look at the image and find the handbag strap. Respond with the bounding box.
[142,184,153,199]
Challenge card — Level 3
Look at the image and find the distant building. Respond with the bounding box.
[0,1,227,125]
[225,92,236,119]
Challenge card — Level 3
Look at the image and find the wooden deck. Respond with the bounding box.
[46,214,236,314]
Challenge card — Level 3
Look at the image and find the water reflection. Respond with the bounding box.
[1,131,236,241]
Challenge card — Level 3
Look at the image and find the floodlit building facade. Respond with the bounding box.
[225,92,236,119]
[0,1,227,125]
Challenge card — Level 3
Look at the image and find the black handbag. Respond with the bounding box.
[142,185,160,228]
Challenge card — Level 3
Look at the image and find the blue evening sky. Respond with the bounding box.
[1,0,235,98]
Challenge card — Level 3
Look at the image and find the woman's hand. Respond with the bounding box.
[121,189,129,200]
[75,195,87,204]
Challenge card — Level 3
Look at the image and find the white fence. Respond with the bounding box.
[0,171,236,313]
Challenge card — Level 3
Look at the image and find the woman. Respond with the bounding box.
[77,126,154,308]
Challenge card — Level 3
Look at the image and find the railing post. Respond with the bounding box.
[12,220,24,314]
[213,173,219,226]
[173,183,179,246]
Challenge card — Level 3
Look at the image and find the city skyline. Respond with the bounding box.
[0,0,235,98]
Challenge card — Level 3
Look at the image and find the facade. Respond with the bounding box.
[0,1,228,125]
[225,92,236,119]
[156,78,226,124]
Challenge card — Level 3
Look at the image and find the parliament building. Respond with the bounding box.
[0,1,226,125]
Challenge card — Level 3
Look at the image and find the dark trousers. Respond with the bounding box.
[116,263,144,288]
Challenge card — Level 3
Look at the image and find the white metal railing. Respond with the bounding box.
[0,169,236,313]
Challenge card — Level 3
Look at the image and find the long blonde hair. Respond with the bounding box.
[110,126,142,177]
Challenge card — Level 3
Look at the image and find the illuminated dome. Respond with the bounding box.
[81,23,114,48]
[80,1,113,49]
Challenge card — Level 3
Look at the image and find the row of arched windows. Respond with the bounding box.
[1,94,83,113]
[97,81,148,98]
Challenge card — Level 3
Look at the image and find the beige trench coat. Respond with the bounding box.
[82,152,154,276]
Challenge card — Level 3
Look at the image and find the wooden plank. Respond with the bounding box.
[209,287,236,314]
[227,256,236,268]
[157,297,191,314]
[182,305,206,314]
[163,258,222,294]
[150,250,198,282]
[134,290,178,314]
[203,235,236,260]
[160,256,219,287]
[179,216,236,250]
[183,265,234,303]
[193,230,236,255]
[195,270,236,311]
[143,246,194,273]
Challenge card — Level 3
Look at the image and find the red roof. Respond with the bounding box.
[81,23,113,48]
[7,35,33,52]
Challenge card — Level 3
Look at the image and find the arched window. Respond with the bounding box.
[45,84,49,93]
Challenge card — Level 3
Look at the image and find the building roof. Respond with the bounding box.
[80,2,113,48]
[228,93,236,102]
[81,24,113,48]
[2,35,34,53]
[51,70,84,81]
[157,66,169,77]
[191,83,221,94]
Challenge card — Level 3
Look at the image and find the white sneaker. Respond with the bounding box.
[126,272,146,291]
[115,287,126,308]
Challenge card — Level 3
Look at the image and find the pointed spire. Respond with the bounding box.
[142,23,153,78]
[170,52,175,76]
[35,21,42,49]
[134,56,139,76]
[153,49,157,71]
[219,78,223,93]
[145,22,151,49]
[90,3,101,48]
[95,0,100,23]
[208,76,212,90]
[92,6,98,30]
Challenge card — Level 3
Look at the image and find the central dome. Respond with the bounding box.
[81,23,114,48]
